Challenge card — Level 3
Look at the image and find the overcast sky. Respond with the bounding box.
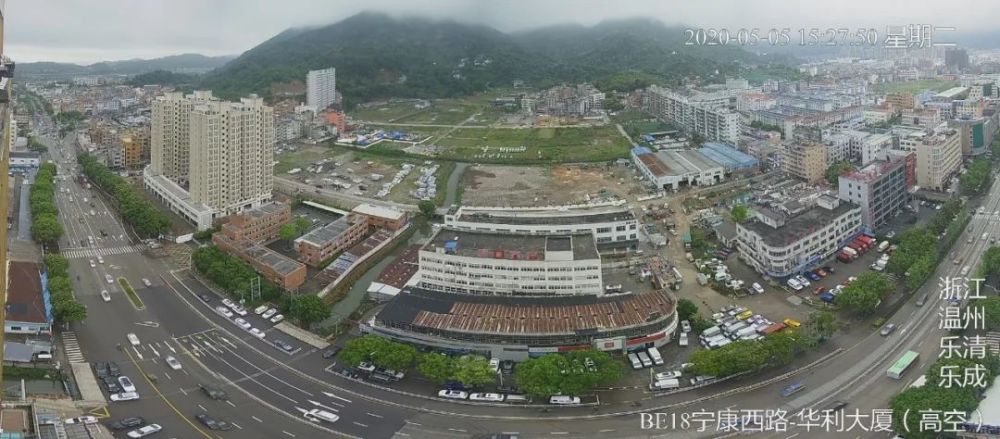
[8,0,999,64]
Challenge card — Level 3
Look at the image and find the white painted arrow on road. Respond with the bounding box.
[322,391,352,404]
[308,400,339,412]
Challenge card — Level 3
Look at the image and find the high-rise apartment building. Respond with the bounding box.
[838,154,913,231]
[0,0,11,384]
[643,85,741,146]
[306,67,337,110]
[146,91,274,230]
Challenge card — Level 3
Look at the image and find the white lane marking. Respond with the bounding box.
[179,387,187,395]
[219,337,237,350]
[785,434,800,439]
[353,422,368,428]
[198,346,300,404]
[550,433,569,436]
[251,416,262,423]
[366,412,383,418]
[198,404,207,412]
[307,400,339,412]
[231,422,243,430]
[282,431,295,437]
[321,391,352,404]
[226,400,236,408]
[448,428,467,433]
[406,421,422,426]
[132,347,143,360]
[599,429,616,433]
[163,372,171,380]
[218,343,314,397]
[166,341,176,353]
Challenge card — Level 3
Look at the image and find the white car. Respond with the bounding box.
[680,320,692,333]
[678,332,689,347]
[105,274,114,284]
[270,314,284,324]
[64,416,99,425]
[118,376,136,393]
[97,255,104,264]
[549,395,581,405]
[752,282,764,294]
[141,278,151,287]
[232,305,248,316]
[89,259,96,268]
[254,305,269,315]
[249,328,266,339]
[126,333,141,346]
[101,290,111,302]
[655,371,683,380]
[438,389,468,399]
[795,275,811,287]
[961,266,971,276]
[111,391,139,402]
[126,424,162,438]
[234,318,252,330]
[261,308,277,319]
[469,392,505,402]
[357,362,376,373]
[215,306,234,318]
[222,298,235,309]
[489,358,500,374]
[786,278,803,291]
[164,356,182,370]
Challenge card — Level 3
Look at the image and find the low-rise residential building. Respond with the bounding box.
[781,142,827,183]
[863,107,893,124]
[444,204,638,250]
[9,151,39,170]
[218,202,291,244]
[6,261,52,335]
[211,202,306,290]
[352,203,408,231]
[294,215,368,266]
[418,228,604,297]
[838,153,914,231]
[886,92,915,110]
[737,195,862,278]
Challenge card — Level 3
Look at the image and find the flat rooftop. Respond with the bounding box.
[239,202,288,220]
[245,244,304,276]
[455,207,635,226]
[740,201,859,248]
[426,228,599,261]
[295,215,355,247]
[376,288,675,335]
[353,203,405,221]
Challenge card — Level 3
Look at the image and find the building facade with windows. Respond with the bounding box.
[306,67,337,110]
[838,154,913,231]
[781,142,827,183]
[443,204,638,250]
[643,85,741,145]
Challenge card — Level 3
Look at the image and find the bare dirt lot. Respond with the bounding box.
[460,164,646,207]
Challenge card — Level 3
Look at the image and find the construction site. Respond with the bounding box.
[460,164,647,207]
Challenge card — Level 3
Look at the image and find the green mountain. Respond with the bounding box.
[201,13,795,106]
[19,53,235,77]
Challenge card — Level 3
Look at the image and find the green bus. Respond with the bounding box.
[887,350,919,379]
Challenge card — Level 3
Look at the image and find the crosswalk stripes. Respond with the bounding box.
[61,244,147,259]
[981,332,1000,355]
[61,331,86,363]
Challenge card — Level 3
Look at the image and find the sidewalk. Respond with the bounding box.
[274,322,329,349]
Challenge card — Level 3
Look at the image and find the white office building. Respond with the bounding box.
[444,204,639,249]
[306,67,337,110]
[736,195,862,278]
[643,85,741,145]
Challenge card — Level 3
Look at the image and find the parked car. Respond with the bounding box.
[249,328,266,339]
[678,332,689,347]
[261,308,277,319]
[357,362,376,373]
[221,298,235,309]
[126,424,162,438]
[105,274,114,284]
[94,362,109,379]
[109,417,145,430]
[270,314,285,324]
[101,290,111,302]
[469,392,505,402]
[215,306,233,318]
[253,305,269,315]
[65,416,99,425]
[141,278,151,287]
[438,389,468,399]
[234,318,252,330]
[916,294,928,306]
[751,283,764,294]
[655,371,683,380]
[118,376,136,393]
[549,396,581,405]
[111,391,140,402]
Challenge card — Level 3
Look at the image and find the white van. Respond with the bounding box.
[636,351,653,368]
[646,347,664,366]
[505,394,530,403]
[678,333,689,347]
[305,409,339,423]
[627,353,642,370]
[709,338,732,349]
[701,326,722,339]
[549,396,581,405]
[650,378,681,391]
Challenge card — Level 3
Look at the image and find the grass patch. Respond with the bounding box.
[431,125,631,163]
[4,365,61,380]
[874,79,958,94]
[118,278,145,310]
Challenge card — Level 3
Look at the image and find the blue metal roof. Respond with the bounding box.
[631,146,653,155]
[698,142,759,170]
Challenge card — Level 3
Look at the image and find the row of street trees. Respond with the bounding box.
[836,272,894,316]
[191,246,330,328]
[891,356,1000,439]
[960,158,992,195]
[887,199,965,291]
[688,331,802,377]
[44,254,87,323]
[30,163,63,244]
[77,154,170,238]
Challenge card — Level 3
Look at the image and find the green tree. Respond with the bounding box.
[337,334,388,368]
[676,298,700,322]
[372,341,417,371]
[417,353,454,384]
[295,217,311,234]
[31,214,63,243]
[837,272,893,316]
[279,224,298,241]
[53,300,87,323]
[288,294,331,328]
[452,355,497,387]
[807,310,839,344]
[515,350,621,398]
[44,254,70,278]
[515,355,565,397]
[47,276,72,296]
[730,204,749,223]
[418,200,436,218]
[824,161,856,186]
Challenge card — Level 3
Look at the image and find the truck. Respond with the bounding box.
[701,326,722,338]
[837,251,853,263]
[650,378,681,391]
[758,322,787,335]
[683,232,692,250]
[842,247,858,257]
[696,273,709,286]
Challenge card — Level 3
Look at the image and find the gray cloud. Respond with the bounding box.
[6,0,998,64]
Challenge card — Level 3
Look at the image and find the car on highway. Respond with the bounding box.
[111,391,139,402]
[469,392,505,402]
[234,317,251,329]
[198,293,212,303]
[680,320,691,333]
[64,416,99,425]
[118,376,136,393]
[549,395,581,405]
[105,274,114,284]
[126,424,162,438]
[141,278,151,287]
[961,266,971,276]
[215,306,234,318]
[916,294,928,307]
[249,328,266,339]
[880,323,897,336]
[304,409,340,424]
[126,333,141,346]
[438,389,469,399]
[261,308,277,319]
[780,382,805,397]
[199,384,229,400]
[164,356,182,370]
[194,414,233,431]
[89,259,96,267]
[108,417,145,430]
[270,314,284,324]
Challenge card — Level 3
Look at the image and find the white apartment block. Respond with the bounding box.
[737,195,862,278]
[859,134,892,166]
[418,229,604,297]
[444,204,639,248]
[644,85,741,145]
[306,67,337,110]
[823,133,851,164]
[146,91,275,230]
[863,108,891,124]
[897,124,961,191]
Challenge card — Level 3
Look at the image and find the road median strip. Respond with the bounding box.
[117,277,145,309]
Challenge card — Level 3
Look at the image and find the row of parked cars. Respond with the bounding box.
[438,390,573,405]
[786,265,836,291]
[700,306,791,349]
[627,347,664,370]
